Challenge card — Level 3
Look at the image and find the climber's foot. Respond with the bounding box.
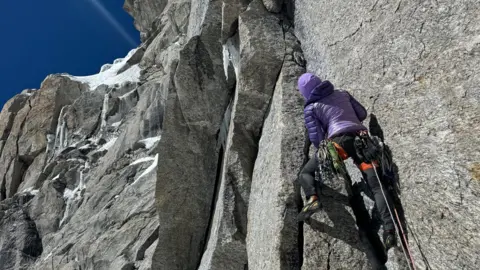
[383,230,397,251]
[297,195,321,222]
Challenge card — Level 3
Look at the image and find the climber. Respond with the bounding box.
[296,73,397,250]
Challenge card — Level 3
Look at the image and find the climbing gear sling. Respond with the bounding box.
[316,140,355,198]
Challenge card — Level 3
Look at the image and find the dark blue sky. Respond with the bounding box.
[0,0,140,107]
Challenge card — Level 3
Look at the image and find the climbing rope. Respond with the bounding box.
[372,165,417,270]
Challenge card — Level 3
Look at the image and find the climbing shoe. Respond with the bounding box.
[297,196,321,222]
[383,230,397,251]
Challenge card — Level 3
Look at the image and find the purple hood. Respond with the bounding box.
[298,74,368,148]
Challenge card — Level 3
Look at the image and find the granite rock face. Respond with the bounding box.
[295,1,480,269]
[0,47,163,269]
[0,0,478,269]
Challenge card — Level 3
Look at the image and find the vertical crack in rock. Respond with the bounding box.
[153,2,232,264]
[326,242,332,270]
[0,160,11,200]
[9,98,33,197]
[200,96,235,264]
[196,1,286,269]
[245,3,306,267]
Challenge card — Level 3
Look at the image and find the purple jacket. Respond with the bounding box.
[301,79,367,148]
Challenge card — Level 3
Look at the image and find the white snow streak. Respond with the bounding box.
[138,136,161,150]
[21,187,39,196]
[98,137,118,151]
[131,154,158,185]
[100,93,109,131]
[130,156,156,166]
[111,121,122,128]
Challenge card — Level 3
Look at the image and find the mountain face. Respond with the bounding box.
[0,0,478,270]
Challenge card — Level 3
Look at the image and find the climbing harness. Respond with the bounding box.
[354,132,417,270]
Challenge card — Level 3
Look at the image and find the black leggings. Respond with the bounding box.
[299,135,395,231]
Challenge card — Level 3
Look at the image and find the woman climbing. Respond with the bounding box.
[296,72,397,250]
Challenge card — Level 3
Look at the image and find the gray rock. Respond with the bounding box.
[0,0,477,269]
[140,0,191,71]
[123,0,168,38]
[17,152,47,193]
[0,93,30,142]
[153,1,232,267]
[246,30,306,270]
[0,97,31,201]
[198,1,285,269]
[262,0,282,13]
[0,193,42,270]
[219,0,249,43]
[0,36,161,270]
[0,75,84,200]
[295,0,480,269]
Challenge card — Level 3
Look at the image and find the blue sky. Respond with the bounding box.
[0,0,140,107]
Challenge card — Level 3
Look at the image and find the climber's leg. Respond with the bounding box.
[361,165,397,250]
[298,157,318,199]
[298,157,321,221]
[333,134,397,249]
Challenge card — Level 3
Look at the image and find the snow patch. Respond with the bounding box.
[130,156,156,166]
[98,137,118,151]
[79,144,93,150]
[138,136,161,150]
[111,121,122,128]
[63,188,75,200]
[22,187,39,196]
[132,154,158,185]
[66,48,141,90]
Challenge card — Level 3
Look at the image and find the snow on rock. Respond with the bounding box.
[138,136,161,150]
[98,137,118,152]
[63,188,75,200]
[21,187,40,196]
[66,48,142,90]
[132,154,158,185]
[130,156,156,166]
[100,93,110,132]
[111,121,122,128]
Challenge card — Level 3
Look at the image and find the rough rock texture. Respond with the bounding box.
[295,1,480,269]
[0,193,42,269]
[0,76,86,201]
[1,0,478,269]
[246,28,306,270]
[124,0,168,40]
[197,1,285,269]
[0,46,163,269]
[153,1,233,269]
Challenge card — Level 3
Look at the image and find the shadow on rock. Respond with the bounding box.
[369,114,409,241]
[305,181,388,269]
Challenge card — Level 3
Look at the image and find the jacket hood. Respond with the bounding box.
[298,73,322,99]
[305,80,335,106]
